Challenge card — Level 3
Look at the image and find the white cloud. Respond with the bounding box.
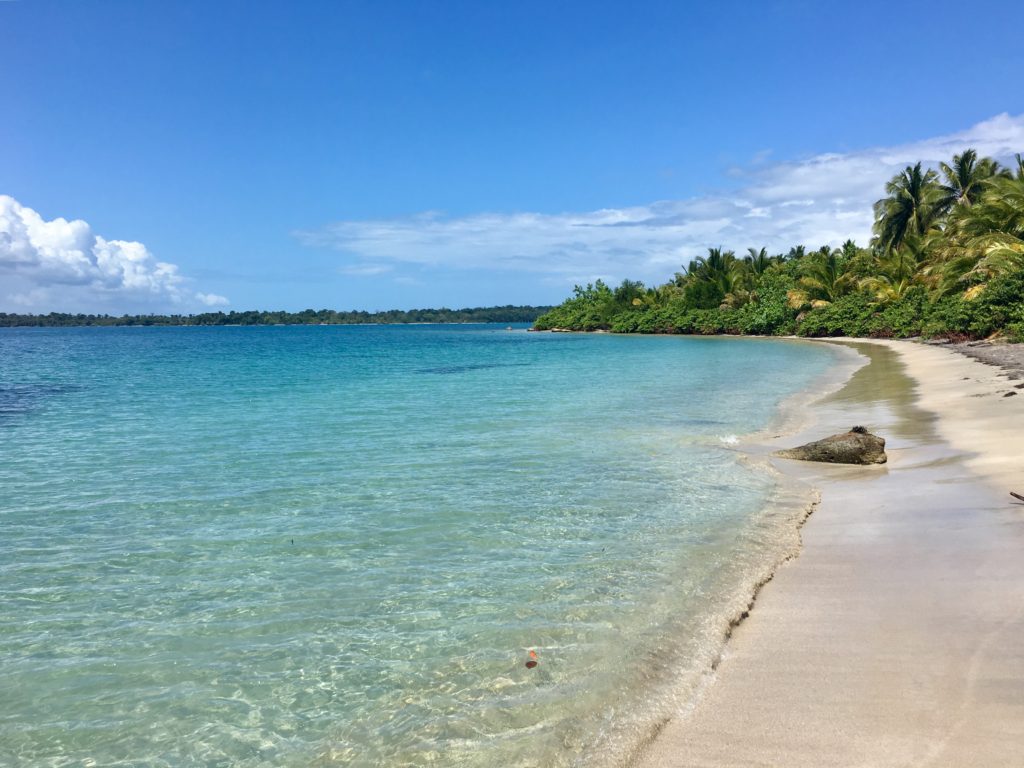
[9,287,51,308]
[297,113,1024,288]
[0,195,228,312]
[338,263,393,276]
[195,292,230,307]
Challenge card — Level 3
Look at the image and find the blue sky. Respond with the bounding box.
[2,0,1024,313]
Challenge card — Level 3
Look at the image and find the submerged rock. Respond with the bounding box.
[775,426,887,465]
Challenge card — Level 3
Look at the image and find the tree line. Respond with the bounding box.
[535,149,1024,341]
[0,305,553,328]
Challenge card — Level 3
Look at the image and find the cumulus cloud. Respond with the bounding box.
[195,292,230,307]
[297,113,1024,287]
[0,195,228,312]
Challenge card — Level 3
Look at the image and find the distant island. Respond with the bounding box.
[535,149,1024,342]
[0,305,553,328]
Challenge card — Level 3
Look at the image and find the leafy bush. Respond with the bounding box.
[683,281,724,310]
[796,293,876,337]
[866,287,928,338]
[533,281,618,330]
[965,268,1024,338]
[733,269,799,335]
[921,295,973,338]
[919,268,1024,340]
[534,258,1023,341]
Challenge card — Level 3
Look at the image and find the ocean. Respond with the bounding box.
[0,324,842,766]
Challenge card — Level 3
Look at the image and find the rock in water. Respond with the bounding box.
[775,427,887,465]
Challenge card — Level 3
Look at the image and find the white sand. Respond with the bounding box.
[870,340,1024,493]
[633,340,1024,768]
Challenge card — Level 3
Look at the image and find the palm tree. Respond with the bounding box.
[861,234,926,303]
[744,247,774,276]
[792,246,856,307]
[935,149,1002,214]
[873,162,941,252]
[614,279,646,306]
[1012,153,1024,181]
[785,245,807,262]
[682,247,742,308]
[930,173,1024,295]
[685,248,740,289]
[731,247,775,298]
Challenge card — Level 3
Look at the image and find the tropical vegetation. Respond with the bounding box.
[0,305,553,327]
[534,149,1024,341]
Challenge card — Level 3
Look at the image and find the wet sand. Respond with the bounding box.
[634,340,1024,767]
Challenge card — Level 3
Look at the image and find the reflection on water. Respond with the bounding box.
[821,342,938,443]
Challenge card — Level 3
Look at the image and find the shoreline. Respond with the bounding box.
[597,338,867,767]
[631,338,1024,767]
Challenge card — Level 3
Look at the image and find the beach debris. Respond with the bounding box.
[525,650,539,669]
[775,426,887,465]
[1011,492,1024,503]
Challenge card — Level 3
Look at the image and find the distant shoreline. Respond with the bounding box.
[0,322,536,329]
[0,306,553,328]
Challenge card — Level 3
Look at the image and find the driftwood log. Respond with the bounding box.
[1012,491,1024,503]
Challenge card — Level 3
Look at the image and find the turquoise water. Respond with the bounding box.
[0,325,839,767]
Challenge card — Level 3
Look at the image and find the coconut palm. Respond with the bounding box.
[744,247,774,276]
[873,162,941,253]
[953,176,1024,284]
[785,245,807,262]
[792,246,856,307]
[861,234,927,303]
[935,149,1002,215]
[839,239,860,260]
[730,247,775,298]
[1012,153,1024,181]
[926,172,1024,295]
[682,247,743,308]
[685,247,740,290]
[613,279,646,306]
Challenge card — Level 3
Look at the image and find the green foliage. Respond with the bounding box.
[935,149,1004,214]
[732,268,799,335]
[0,305,553,328]
[534,146,1024,343]
[533,281,620,331]
[873,162,941,253]
[796,293,875,337]
[682,248,740,309]
[960,268,1024,339]
[684,280,725,310]
[797,246,856,304]
[866,287,929,338]
[921,295,974,338]
[916,271,1024,341]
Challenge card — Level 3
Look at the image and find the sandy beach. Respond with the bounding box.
[633,339,1024,767]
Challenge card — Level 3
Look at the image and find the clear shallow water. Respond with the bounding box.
[0,325,839,767]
